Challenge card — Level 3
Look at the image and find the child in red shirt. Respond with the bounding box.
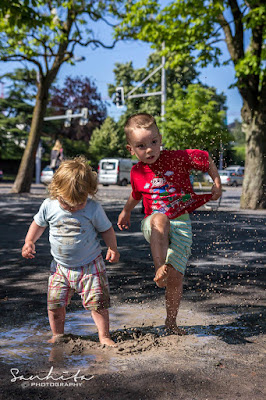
[117,113,222,334]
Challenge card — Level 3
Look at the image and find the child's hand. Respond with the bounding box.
[22,241,36,259]
[117,210,131,230]
[106,248,120,263]
[211,183,222,200]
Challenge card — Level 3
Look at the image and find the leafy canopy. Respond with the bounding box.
[116,0,266,86]
[161,83,232,152]
[108,50,230,153]
[0,0,47,29]
[108,51,199,116]
[0,1,124,78]
[89,117,128,165]
[0,68,37,159]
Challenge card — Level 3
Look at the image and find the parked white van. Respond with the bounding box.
[98,158,136,186]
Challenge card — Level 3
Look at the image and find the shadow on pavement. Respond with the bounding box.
[0,197,265,338]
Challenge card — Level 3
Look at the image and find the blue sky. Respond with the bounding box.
[0,14,243,125]
[58,38,242,125]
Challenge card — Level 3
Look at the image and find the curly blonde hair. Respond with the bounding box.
[48,156,97,206]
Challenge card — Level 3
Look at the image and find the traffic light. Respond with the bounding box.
[79,108,88,126]
[115,87,124,107]
[64,109,72,127]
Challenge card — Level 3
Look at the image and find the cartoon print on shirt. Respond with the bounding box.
[149,176,178,213]
[149,176,192,215]
[151,177,164,187]
[131,150,213,219]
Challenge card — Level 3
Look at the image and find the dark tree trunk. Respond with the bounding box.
[240,107,266,209]
[11,79,50,193]
[219,1,266,210]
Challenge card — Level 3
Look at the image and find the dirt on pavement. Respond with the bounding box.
[0,184,265,400]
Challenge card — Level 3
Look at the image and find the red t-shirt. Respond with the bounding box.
[131,149,212,219]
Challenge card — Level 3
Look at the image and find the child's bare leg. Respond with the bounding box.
[149,213,171,287]
[48,306,66,343]
[165,268,186,335]
[91,309,116,347]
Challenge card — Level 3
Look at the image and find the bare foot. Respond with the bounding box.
[100,337,117,347]
[165,321,187,336]
[154,264,170,287]
[47,334,64,344]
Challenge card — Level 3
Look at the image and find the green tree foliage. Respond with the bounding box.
[0,0,46,28]
[230,119,245,145]
[229,119,246,165]
[109,51,230,153]
[89,117,128,165]
[161,84,231,152]
[0,0,126,193]
[61,138,91,161]
[108,51,199,116]
[116,0,266,209]
[0,68,37,159]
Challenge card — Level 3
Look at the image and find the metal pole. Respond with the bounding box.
[35,140,42,184]
[126,64,163,98]
[44,113,83,121]
[161,42,166,122]
[219,141,223,170]
[219,108,227,170]
[128,91,162,99]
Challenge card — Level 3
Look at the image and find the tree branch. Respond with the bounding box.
[228,0,244,59]
[244,1,264,10]
[206,38,225,46]
[30,33,56,58]
[90,11,117,28]
[69,37,118,49]
[217,13,237,63]
[49,6,76,84]
[0,54,44,76]
[43,45,49,74]
[250,24,264,61]
[74,21,82,42]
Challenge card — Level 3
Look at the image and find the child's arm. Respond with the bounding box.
[207,155,222,200]
[117,193,141,230]
[101,227,120,263]
[22,221,46,259]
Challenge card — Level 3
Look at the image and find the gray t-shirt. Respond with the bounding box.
[34,198,112,268]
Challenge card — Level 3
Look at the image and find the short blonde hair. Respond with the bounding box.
[48,156,97,206]
[124,113,159,143]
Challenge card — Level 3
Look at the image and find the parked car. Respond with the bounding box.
[219,170,243,186]
[204,170,223,184]
[225,165,245,175]
[98,158,134,186]
[40,165,54,185]
[0,169,3,181]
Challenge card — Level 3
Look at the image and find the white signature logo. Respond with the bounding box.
[10,366,94,388]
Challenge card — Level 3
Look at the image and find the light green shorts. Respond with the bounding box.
[141,213,192,275]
